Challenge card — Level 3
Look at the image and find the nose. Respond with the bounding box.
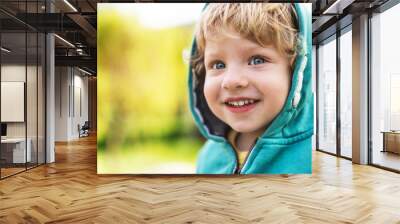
[221,68,248,90]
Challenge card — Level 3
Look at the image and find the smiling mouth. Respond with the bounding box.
[224,99,259,107]
[223,98,260,113]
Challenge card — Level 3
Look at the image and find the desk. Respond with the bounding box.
[381,131,400,154]
[1,138,31,163]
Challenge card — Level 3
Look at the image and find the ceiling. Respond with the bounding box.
[0,0,395,75]
[311,0,391,43]
[0,0,100,74]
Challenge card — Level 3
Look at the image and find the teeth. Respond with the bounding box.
[227,99,256,107]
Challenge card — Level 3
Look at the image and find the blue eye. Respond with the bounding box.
[212,61,225,69]
[249,56,265,65]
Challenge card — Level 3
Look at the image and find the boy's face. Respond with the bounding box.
[203,30,291,135]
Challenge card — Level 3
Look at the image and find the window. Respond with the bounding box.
[340,28,352,158]
[317,36,337,154]
[371,3,400,171]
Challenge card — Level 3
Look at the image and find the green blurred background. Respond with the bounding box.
[97,4,205,174]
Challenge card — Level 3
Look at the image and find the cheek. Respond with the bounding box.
[203,77,219,105]
[276,73,291,97]
[258,70,291,101]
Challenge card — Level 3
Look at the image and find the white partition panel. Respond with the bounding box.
[1,82,25,122]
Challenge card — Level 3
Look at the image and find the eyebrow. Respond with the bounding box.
[204,51,221,61]
[204,45,279,62]
[244,45,280,57]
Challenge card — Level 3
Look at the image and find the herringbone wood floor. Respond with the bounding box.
[1,134,400,224]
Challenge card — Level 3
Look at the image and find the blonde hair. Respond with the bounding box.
[192,3,299,79]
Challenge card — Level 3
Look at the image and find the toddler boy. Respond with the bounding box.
[189,3,313,174]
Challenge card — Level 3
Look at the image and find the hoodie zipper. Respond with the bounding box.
[228,139,259,174]
[225,141,240,174]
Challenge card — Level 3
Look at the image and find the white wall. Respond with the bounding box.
[55,66,69,141]
[55,67,89,141]
[72,72,89,138]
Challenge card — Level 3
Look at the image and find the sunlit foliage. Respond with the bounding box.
[97,6,203,173]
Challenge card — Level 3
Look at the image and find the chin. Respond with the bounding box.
[229,123,259,134]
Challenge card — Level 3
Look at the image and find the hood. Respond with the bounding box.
[188,3,313,143]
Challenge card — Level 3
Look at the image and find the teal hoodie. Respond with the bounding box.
[188,3,313,174]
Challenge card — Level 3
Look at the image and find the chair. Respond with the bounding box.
[79,121,90,138]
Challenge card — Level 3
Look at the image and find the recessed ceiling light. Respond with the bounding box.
[1,47,11,53]
[78,67,93,76]
[322,0,355,15]
[63,0,78,12]
[54,34,75,48]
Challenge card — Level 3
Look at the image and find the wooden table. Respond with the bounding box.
[381,131,400,154]
[1,138,31,164]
